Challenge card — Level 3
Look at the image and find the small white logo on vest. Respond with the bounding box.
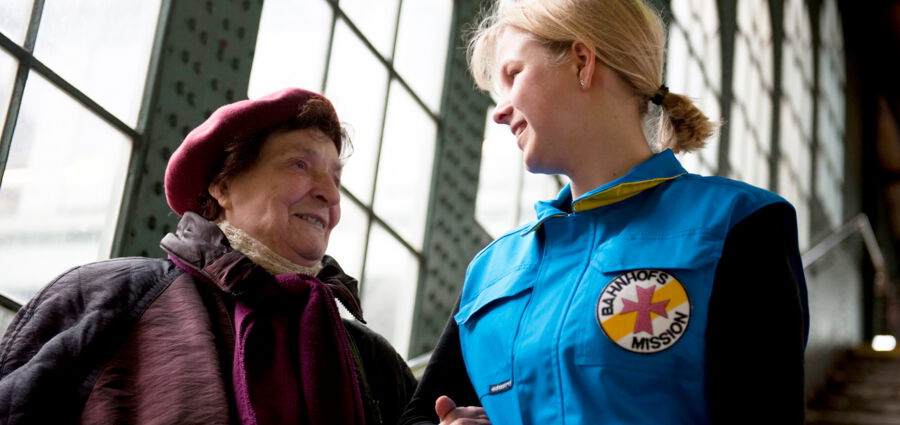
[489,380,512,394]
[596,269,691,353]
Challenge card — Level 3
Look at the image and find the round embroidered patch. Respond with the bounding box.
[596,269,691,353]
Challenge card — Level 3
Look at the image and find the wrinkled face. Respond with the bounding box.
[491,27,578,175]
[211,128,342,267]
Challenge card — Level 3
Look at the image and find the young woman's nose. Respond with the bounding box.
[492,99,513,125]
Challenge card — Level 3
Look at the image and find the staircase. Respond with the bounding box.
[807,348,900,424]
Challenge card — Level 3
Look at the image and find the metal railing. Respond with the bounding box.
[802,213,896,336]
[0,291,23,312]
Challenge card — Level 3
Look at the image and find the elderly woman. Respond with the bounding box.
[0,88,416,424]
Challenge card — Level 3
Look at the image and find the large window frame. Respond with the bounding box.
[0,0,161,302]
[249,0,453,357]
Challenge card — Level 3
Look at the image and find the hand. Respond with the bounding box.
[435,395,491,424]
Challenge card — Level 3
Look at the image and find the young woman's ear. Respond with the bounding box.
[571,40,597,90]
[208,182,230,210]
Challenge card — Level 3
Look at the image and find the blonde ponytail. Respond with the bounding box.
[655,91,717,153]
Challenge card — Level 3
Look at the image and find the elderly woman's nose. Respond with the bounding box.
[492,99,512,125]
[311,173,340,205]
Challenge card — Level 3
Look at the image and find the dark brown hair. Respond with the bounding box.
[196,96,351,221]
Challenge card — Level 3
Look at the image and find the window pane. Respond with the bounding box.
[326,194,368,283]
[0,0,32,45]
[249,0,332,97]
[339,0,399,58]
[520,171,564,224]
[816,0,845,228]
[373,82,436,250]
[0,74,131,301]
[393,0,452,112]
[476,106,563,238]
[325,21,389,204]
[729,0,773,189]
[361,223,418,358]
[33,0,161,127]
[476,107,522,237]
[0,50,16,128]
[777,0,814,249]
[667,0,721,175]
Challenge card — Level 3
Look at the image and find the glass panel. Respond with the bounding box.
[476,106,564,238]
[476,107,522,237]
[373,82,436,250]
[393,0,452,112]
[325,21,389,204]
[520,172,563,225]
[339,0,400,58]
[0,50,16,129]
[0,0,33,45]
[326,194,367,283]
[667,0,721,176]
[249,0,332,97]
[729,0,773,189]
[33,0,161,127]
[777,0,814,249]
[361,223,418,358]
[816,0,845,228]
[0,74,132,301]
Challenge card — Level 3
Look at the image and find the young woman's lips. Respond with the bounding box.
[511,121,526,137]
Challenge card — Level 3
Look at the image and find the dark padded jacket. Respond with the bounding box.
[0,212,416,424]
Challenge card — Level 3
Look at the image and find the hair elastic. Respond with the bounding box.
[651,85,669,106]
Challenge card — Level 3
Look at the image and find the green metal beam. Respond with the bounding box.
[112,0,265,258]
[409,0,494,358]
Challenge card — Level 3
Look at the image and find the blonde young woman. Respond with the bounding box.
[400,1,808,424]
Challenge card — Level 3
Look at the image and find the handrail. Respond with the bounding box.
[407,351,433,380]
[802,214,885,273]
[802,213,890,293]
[0,290,23,312]
[802,213,895,335]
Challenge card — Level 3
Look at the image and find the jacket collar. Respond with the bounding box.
[161,212,366,322]
[526,149,686,233]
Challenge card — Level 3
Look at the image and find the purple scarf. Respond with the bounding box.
[231,273,365,425]
[162,213,369,424]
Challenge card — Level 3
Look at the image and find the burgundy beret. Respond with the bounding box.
[165,87,333,216]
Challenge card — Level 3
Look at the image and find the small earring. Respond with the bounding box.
[579,79,585,89]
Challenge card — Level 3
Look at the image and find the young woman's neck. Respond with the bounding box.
[566,113,653,200]
[561,60,655,200]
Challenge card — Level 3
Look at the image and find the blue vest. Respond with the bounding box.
[455,150,808,425]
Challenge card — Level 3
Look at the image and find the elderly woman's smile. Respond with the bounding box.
[210,127,342,267]
[295,213,327,229]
